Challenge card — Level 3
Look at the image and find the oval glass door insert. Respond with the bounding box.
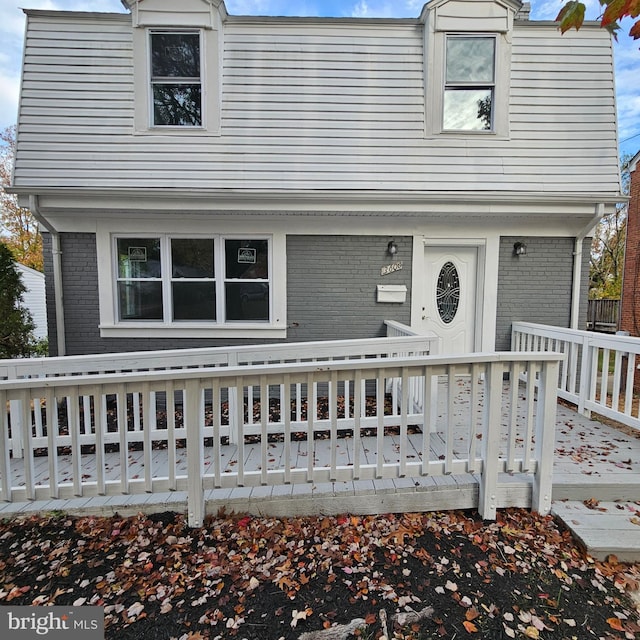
[436,261,460,324]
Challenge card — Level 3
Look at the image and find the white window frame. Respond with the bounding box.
[424,30,511,139]
[132,26,221,136]
[442,34,496,132]
[97,225,287,339]
[149,30,204,129]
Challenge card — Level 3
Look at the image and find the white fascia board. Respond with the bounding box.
[14,188,625,212]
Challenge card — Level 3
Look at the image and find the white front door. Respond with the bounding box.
[420,245,478,354]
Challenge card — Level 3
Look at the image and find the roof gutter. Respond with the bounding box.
[571,203,605,329]
[29,195,66,356]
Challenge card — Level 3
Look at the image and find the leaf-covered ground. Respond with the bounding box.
[0,508,639,640]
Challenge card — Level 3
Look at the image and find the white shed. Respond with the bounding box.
[16,263,47,340]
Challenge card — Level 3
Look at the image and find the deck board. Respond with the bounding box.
[551,500,640,562]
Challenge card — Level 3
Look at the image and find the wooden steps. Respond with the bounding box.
[552,500,640,563]
[552,473,640,503]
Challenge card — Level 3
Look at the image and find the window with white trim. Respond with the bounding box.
[115,236,271,324]
[150,31,202,127]
[443,35,496,132]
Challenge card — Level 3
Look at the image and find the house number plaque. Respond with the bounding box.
[380,261,403,276]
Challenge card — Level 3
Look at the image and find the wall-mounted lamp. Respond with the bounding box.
[513,241,527,257]
[387,241,398,256]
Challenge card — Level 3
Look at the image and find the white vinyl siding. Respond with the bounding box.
[16,264,47,340]
[14,13,620,198]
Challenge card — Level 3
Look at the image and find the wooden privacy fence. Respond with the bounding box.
[0,347,562,527]
[586,299,620,333]
[512,322,640,432]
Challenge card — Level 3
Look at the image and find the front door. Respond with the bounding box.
[421,245,478,354]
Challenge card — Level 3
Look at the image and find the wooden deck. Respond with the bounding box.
[1,387,638,561]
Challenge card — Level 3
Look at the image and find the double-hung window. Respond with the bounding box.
[443,35,496,132]
[150,31,202,127]
[115,236,270,324]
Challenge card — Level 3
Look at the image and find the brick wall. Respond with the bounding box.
[43,232,412,355]
[495,236,590,351]
[286,235,412,341]
[620,160,640,336]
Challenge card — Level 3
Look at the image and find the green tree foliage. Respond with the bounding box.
[0,241,36,358]
[557,1,640,41]
[589,156,631,299]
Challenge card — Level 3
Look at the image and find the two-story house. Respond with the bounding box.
[11,0,623,356]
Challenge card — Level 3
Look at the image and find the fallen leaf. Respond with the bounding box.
[607,617,625,631]
[291,608,313,628]
[248,576,260,590]
[127,602,145,619]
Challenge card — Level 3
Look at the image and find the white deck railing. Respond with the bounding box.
[1,336,438,458]
[0,343,562,527]
[512,322,640,432]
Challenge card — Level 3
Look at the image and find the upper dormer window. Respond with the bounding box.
[443,35,495,131]
[150,31,202,127]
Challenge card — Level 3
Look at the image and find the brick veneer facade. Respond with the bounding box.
[620,152,640,336]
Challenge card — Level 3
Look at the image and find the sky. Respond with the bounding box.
[0,0,638,159]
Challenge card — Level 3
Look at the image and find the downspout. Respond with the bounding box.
[29,195,66,356]
[571,203,605,329]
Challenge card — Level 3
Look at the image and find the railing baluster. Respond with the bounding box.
[283,374,292,484]
[21,389,35,500]
[45,388,59,499]
[467,364,481,474]
[0,390,11,501]
[166,381,176,492]
[116,383,128,495]
[421,367,432,476]
[399,369,409,477]
[306,372,315,483]
[353,370,362,480]
[93,385,106,496]
[376,370,385,479]
[506,361,520,474]
[478,362,502,520]
[522,362,538,474]
[260,375,268,486]
[68,388,81,497]
[330,370,338,482]
[185,378,204,528]
[212,379,222,489]
[625,354,635,416]
[141,382,153,493]
[444,365,457,475]
[235,378,245,487]
[612,350,623,413]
